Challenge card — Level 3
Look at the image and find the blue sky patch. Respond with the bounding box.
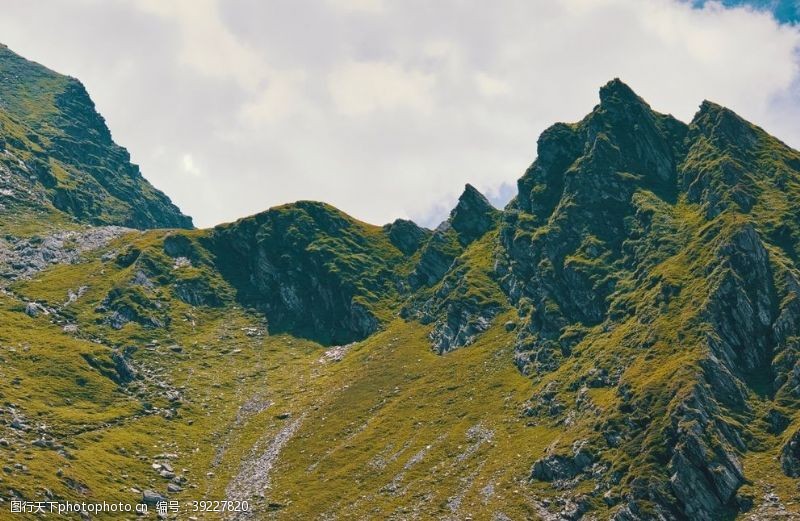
[694,0,800,23]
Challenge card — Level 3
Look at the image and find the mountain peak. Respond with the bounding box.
[384,218,429,255]
[449,184,499,245]
[0,44,192,230]
[598,77,645,108]
[458,183,491,206]
[691,99,759,150]
[5,43,800,521]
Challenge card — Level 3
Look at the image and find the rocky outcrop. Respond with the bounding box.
[499,80,690,376]
[780,429,800,478]
[111,349,138,383]
[0,44,192,229]
[408,222,463,288]
[666,385,745,521]
[449,184,500,246]
[173,278,223,307]
[0,227,130,280]
[531,440,595,483]
[680,102,760,217]
[99,286,168,329]
[402,186,505,353]
[208,202,396,345]
[426,302,496,354]
[703,225,776,378]
[497,80,800,520]
[409,185,499,289]
[409,248,506,354]
[384,219,430,255]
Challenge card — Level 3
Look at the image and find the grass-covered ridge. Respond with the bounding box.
[0,44,192,231]
[2,64,800,520]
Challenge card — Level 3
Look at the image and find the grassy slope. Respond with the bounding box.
[0,223,554,520]
[2,76,800,520]
[3,191,799,519]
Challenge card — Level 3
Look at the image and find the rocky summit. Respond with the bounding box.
[0,45,192,230]
[0,44,799,521]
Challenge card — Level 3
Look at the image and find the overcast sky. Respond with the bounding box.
[1,0,799,228]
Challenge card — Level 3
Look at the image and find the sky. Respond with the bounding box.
[0,0,799,228]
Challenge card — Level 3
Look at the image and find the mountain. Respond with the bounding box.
[0,44,192,231]
[0,48,799,521]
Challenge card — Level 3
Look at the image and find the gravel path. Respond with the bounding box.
[225,414,306,519]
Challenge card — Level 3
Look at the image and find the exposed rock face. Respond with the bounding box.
[667,385,745,521]
[0,44,192,229]
[173,278,222,307]
[5,56,800,521]
[209,202,400,345]
[414,249,506,354]
[681,102,760,217]
[401,185,505,352]
[531,440,595,483]
[450,184,500,246]
[493,79,800,519]
[409,221,463,288]
[0,226,131,280]
[704,225,776,377]
[384,219,430,255]
[427,303,494,354]
[781,429,800,478]
[111,350,138,383]
[500,79,688,375]
[410,185,499,289]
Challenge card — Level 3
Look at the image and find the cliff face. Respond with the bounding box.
[207,201,413,345]
[2,50,800,520]
[200,78,800,516]
[496,80,800,519]
[0,44,192,230]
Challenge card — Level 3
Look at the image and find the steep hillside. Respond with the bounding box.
[0,44,192,231]
[0,63,799,521]
[498,80,800,520]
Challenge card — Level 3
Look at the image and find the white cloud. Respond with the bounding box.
[0,0,798,229]
[182,154,201,176]
[328,61,436,116]
[325,0,386,13]
[239,70,309,125]
[474,72,511,97]
[131,0,268,91]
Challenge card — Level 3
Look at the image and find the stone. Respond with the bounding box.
[530,441,594,483]
[142,490,166,505]
[780,429,800,478]
[24,302,44,317]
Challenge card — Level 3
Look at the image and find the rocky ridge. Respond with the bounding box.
[0,44,192,230]
[1,58,800,520]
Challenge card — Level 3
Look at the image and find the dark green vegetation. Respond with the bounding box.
[0,45,798,520]
[0,44,191,231]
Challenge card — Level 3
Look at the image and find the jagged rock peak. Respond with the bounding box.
[455,184,493,213]
[384,218,430,255]
[598,77,647,107]
[0,44,193,229]
[450,184,500,245]
[690,99,759,147]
